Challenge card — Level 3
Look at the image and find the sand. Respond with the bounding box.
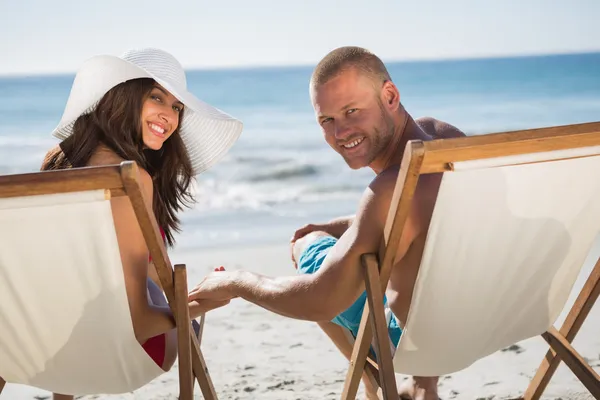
[3,240,599,399]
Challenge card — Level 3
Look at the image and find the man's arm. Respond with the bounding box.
[291,214,355,242]
[289,214,356,267]
[190,168,422,322]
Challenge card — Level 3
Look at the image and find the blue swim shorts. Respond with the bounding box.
[296,235,402,357]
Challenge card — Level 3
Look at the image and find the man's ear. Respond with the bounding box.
[381,80,400,111]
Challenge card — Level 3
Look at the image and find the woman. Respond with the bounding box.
[41,48,243,400]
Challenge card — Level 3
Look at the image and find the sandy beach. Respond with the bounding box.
[3,239,599,400]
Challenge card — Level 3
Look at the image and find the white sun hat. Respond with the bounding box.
[51,47,243,175]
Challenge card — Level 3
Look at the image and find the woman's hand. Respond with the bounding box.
[188,298,230,319]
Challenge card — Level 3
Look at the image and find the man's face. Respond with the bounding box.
[311,69,395,170]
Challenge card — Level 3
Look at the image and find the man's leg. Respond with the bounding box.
[294,232,381,399]
[294,232,439,399]
[318,320,381,399]
[391,237,440,400]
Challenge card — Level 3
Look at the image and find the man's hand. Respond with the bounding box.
[188,268,238,306]
[291,215,355,243]
[289,216,355,266]
[290,223,325,243]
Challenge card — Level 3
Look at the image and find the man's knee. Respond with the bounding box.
[292,230,334,270]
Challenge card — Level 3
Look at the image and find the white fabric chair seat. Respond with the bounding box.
[0,190,164,395]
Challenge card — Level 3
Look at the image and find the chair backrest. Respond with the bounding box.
[0,165,164,395]
[389,123,600,376]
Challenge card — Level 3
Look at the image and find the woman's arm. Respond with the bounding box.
[111,169,176,341]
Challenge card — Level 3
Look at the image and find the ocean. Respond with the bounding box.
[1,52,599,250]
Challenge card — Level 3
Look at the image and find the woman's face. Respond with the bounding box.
[140,84,184,150]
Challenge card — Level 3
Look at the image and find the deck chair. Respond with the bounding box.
[341,122,600,400]
[0,161,217,400]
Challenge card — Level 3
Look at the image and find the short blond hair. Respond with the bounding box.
[310,46,391,89]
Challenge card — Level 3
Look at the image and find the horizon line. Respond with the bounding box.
[1,48,599,79]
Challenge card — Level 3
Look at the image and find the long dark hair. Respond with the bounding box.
[42,78,195,246]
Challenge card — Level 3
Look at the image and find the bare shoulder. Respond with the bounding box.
[89,146,153,193]
[87,145,127,167]
[366,163,439,242]
[353,164,431,266]
[357,165,418,233]
[369,165,400,197]
[342,167,400,253]
[415,116,466,140]
[366,163,432,206]
[361,165,402,220]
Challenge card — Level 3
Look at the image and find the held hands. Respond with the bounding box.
[188,266,237,317]
[188,298,230,319]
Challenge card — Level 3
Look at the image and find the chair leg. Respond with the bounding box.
[174,264,194,400]
[541,327,600,397]
[363,254,398,400]
[174,265,218,399]
[341,290,378,399]
[342,142,424,399]
[181,278,218,399]
[365,357,382,389]
[190,330,218,400]
[341,254,399,400]
[523,257,600,400]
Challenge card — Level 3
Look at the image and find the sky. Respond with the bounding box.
[1,0,599,76]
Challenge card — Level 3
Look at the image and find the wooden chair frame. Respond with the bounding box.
[0,161,217,400]
[341,121,600,400]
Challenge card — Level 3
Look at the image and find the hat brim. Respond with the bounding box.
[52,55,243,175]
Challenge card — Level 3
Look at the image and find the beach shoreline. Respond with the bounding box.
[3,239,599,399]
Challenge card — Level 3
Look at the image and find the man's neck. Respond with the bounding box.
[370,110,424,174]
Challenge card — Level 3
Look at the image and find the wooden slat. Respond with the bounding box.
[197,314,206,346]
[120,162,176,304]
[0,164,126,199]
[190,326,218,400]
[523,256,600,400]
[363,254,398,399]
[120,161,218,399]
[420,121,600,173]
[110,188,127,197]
[174,264,194,400]
[342,141,425,399]
[342,308,377,400]
[364,358,381,389]
[541,327,600,397]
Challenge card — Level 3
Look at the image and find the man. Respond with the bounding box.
[189,46,466,399]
